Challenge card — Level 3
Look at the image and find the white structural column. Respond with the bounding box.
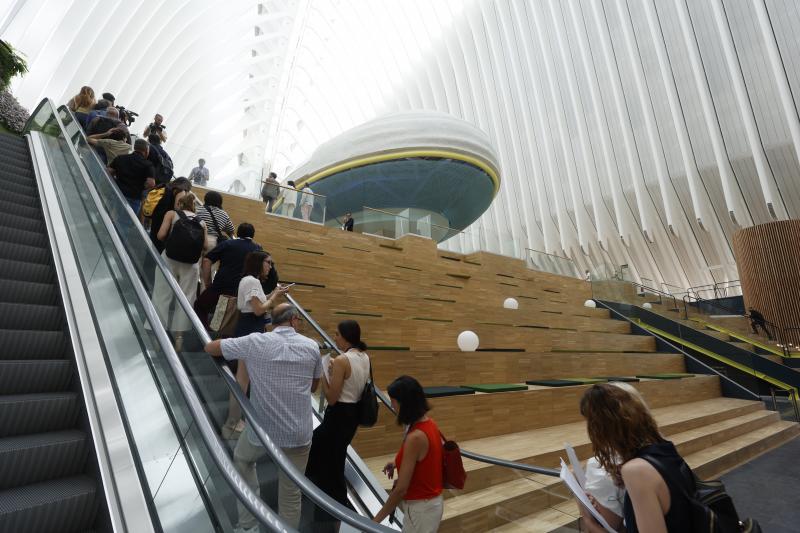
[708,0,787,220]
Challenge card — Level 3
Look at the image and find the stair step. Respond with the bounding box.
[0,210,47,234]
[0,303,63,331]
[0,224,49,252]
[0,188,40,209]
[0,242,52,266]
[437,407,777,532]
[0,177,38,199]
[0,392,80,437]
[0,159,35,179]
[0,475,98,533]
[0,199,43,221]
[0,360,72,394]
[0,257,54,284]
[0,430,88,489]
[0,279,59,306]
[0,329,69,360]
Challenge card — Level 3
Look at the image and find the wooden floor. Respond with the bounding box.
[197,189,799,532]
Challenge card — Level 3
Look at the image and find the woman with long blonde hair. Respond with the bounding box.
[67,86,96,113]
[579,383,695,533]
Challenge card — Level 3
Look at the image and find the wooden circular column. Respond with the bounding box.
[733,220,800,345]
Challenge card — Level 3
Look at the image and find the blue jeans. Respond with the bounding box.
[125,196,142,215]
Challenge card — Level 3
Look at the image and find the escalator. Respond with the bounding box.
[0,133,106,531]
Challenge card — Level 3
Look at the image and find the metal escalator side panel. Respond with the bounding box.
[26,130,155,533]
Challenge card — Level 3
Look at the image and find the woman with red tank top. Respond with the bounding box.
[373,376,444,532]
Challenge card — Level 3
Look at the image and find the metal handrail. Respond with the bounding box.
[33,101,291,531]
[57,104,393,533]
[681,293,787,357]
[625,280,680,311]
[284,294,560,478]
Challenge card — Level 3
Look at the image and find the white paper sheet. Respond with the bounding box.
[321,354,333,383]
[565,442,586,488]
[560,459,616,533]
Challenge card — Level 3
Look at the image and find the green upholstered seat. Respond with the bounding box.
[595,376,640,382]
[636,373,688,380]
[462,383,528,393]
[562,377,607,384]
[423,386,475,398]
[525,379,583,387]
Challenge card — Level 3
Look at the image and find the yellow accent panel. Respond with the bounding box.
[295,149,501,195]
[636,320,798,399]
[693,319,790,358]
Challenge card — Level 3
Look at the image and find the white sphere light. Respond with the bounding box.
[584,299,596,308]
[643,302,653,309]
[503,297,519,310]
[457,330,480,352]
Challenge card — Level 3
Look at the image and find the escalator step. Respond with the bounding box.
[0,303,63,331]
[0,392,79,437]
[0,475,97,533]
[0,170,39,189]
[0,243,53,266]
[0,198,43,221]
[0,136,30,153]
[191,374,230,403]
[0,279,59,306]
[0,329,68,360]
[0,430,88,490]
[0,225,49,249]
[0,360,72,394]
[0,162,35,181]
[0,258,54,284]
[0,189,41,209]
[0,211,47,234]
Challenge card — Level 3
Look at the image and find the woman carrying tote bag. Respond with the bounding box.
[306,320,371,521]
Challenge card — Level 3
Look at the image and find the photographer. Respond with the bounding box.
[143,114,167,142]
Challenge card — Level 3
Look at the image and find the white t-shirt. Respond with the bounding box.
[237,275,266,313]
[338,349,370,404]
[284,187,298,205]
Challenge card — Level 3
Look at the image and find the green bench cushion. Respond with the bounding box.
[562,377,607,384]
[526,379,583,387]
[423,386,475,398]
[595,376,640,383]
[462,383,528,393]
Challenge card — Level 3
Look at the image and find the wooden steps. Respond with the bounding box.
[198,188,799,533]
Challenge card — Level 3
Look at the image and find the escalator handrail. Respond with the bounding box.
[57,105,395,533]
[284,294,561,478]
[41,101,294,532]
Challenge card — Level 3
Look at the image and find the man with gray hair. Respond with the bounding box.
[205,303,322,531]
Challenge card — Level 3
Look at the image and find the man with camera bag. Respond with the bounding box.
[143,113,167,142]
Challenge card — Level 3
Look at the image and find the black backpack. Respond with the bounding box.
[644,454,762,533]
[165,211,205,264]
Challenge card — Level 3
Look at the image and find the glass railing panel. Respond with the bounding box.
[263,182,327,224]
[28,105,223,531]
[60,108,372,531]
[525,248,581,278]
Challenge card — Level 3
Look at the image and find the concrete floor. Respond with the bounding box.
[721,437,800,533]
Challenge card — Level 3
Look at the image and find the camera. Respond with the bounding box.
[148,122,165,131]
[116,106,138,126]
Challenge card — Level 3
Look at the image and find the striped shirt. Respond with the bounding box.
[196,205,234,238]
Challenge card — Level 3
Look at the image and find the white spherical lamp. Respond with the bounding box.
[643,302,653,309]
[584,299,596,308]
[457,330,480,352]
[503,297,519,310]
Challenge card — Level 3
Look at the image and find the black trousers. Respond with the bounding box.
[306,402,359,517]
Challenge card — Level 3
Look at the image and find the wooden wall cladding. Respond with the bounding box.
[733,220,800,344]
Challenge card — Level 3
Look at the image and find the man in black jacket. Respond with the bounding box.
[148,134,174,185]
[748,307,773,340]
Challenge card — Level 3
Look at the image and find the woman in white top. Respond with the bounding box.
[152,192,206,344]
[306,320,371,519]
[282,180,298,217]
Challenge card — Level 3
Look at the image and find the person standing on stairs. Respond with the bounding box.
[578,383,694,533]
[152,192,206,350]
[374,376,444,533]
[306,320,371,523]
[748,307,773,340]
[204,304,322,531]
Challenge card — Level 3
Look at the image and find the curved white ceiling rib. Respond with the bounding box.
[3,0,800,289]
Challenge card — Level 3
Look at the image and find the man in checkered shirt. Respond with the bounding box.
[205,303,322,531]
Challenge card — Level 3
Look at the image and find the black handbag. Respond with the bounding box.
[356,359,379,427]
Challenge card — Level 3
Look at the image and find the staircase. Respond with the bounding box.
[0,133,105,532]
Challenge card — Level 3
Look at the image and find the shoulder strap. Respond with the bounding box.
[206,205,223,235]
[176,210,187,221]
